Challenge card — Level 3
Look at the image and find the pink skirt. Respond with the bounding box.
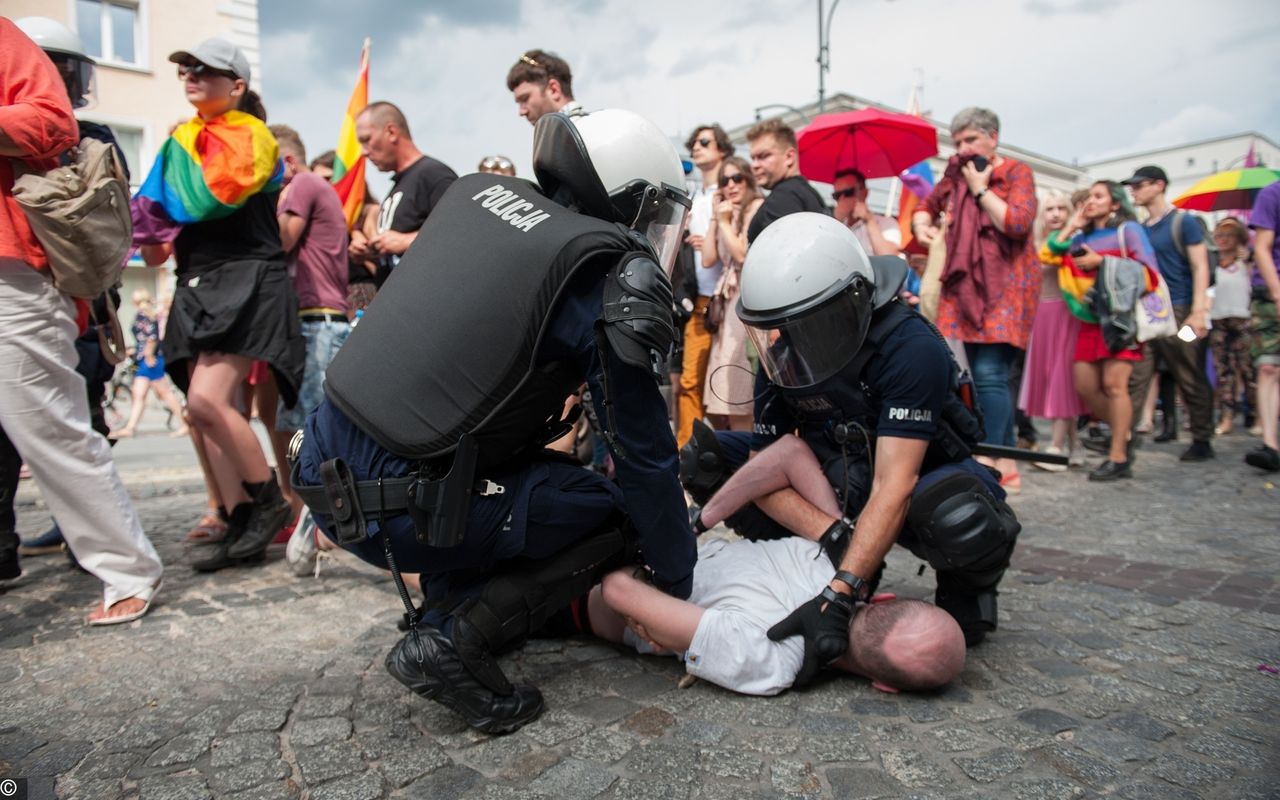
[1019,297,1089,418]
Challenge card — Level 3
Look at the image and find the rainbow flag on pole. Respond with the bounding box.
[332,40,370,229]
[896,86,934,249]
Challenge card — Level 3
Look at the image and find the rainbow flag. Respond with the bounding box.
[897,160,935,248]
[332,41,369,229]
[134,110,282,225]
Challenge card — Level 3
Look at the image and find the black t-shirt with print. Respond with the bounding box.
[746,175,828,244]
[375,155,458,284]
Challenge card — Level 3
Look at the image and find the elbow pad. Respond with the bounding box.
[601,253,675,378]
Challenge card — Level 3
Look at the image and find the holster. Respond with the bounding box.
[318,458,368,545]
[407,433,485,549]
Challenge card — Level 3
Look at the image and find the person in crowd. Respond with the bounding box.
[1052,180,1158,481]
[264,125,352,560]
[0,18,163,621]
[132,37,303,571]
[478,155,516,176]
[591,536,965,696]
[1209,217,1256,436]
[109,290,189,439]
[1123,166,1215,461]
[1019,190,1087,470]
[833,168,901,256]
[745,118,826,244]
[351,102,457,286]
[1246,180,1280,471]
[675,123,732,447]
[700,156,764,433]
[911,107,1040,492]
[311,149,381,316]
[506,49,579,125]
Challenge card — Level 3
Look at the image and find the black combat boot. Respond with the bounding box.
[0,529,21,580]
[191,503,263,572]
[226,476,293,559]
[386,623,544,735]
[935,573,998,647]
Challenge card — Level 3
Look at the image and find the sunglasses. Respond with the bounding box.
[718,173,747,188]
[480,157,514,171]
[178,62,237,81]
[692,137,713,150]
[832,188,859,201]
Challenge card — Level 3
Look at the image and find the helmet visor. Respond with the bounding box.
[742,282,873,389]
[52,54,95,109]
[628,184,691,276]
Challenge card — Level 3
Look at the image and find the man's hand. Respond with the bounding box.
[348,231,371,261]
[370,229,416,257]
[686,233,705,251]
[766,586,854,688]
[1186,308,1209,339]
[851,199,872,224]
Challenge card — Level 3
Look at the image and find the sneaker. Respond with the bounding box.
[1068,445,1087,468]
[1088,460,1132,482]
[1244,445,1280,472]
[1032,445,1068,472]
[18,525,66,556]
[1179,440,1215,462]
[286,507,320,577]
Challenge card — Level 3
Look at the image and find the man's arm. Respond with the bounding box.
[1256,229,1280,313]
[832,435,927,584]
[1185,238,1211,337]
[596,569,704,653]
[371,228,417,256]
[278,212,306,253]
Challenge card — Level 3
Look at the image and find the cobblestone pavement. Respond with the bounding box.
[1,428,1277,799]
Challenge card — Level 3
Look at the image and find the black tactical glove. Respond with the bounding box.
[766,586,856,688]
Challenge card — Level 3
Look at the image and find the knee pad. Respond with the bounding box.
[906,472,1020,586]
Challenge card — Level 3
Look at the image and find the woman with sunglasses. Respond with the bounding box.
[832,169,901,257]
[700,157,765,431]
[133,38,303,569]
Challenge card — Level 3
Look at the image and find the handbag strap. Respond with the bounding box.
[91,292,128,366]
[1116,221,1129,261]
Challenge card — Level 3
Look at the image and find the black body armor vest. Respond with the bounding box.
[324,174,643,465]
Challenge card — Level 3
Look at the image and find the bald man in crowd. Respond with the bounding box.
[350,101,457,283]
[587,536,965,696]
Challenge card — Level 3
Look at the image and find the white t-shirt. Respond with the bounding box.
[626,536,833,696]
[687,183,723,297]
[849,214,902,257]
[1211,259,1253,320]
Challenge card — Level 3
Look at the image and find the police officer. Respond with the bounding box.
[681,213,1020,685]
[289,109,696,734]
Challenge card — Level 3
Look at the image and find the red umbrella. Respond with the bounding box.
[797,109,939,184]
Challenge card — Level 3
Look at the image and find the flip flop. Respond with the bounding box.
[87,579,162,626]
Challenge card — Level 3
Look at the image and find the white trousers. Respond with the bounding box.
[0,261,162,607]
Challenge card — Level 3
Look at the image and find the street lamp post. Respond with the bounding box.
[753,104,812,125]
[817,0,841,113]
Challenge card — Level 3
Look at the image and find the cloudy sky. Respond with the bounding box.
[258,0,1277,197]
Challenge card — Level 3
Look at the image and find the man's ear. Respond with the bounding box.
[872,680,900,694]
[547,78,563,102]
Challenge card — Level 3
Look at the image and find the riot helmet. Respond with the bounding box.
[738,213,876,389]
[16,16,96,109]
[532,108,690,275]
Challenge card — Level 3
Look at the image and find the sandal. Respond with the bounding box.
[183,512,227,544]
[999,471,1022,494]
[87,579,162,626]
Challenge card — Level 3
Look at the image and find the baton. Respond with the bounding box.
[970,443,1069,466]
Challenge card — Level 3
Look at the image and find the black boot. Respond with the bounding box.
[226,476,293,559]
[1154,381,1179,442]
[386,623,543,735]
[191,503,263,572]
[935,574,998,647]
[0,529,21,580]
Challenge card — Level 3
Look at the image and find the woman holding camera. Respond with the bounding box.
[1051,180,1157,481]
[912,107,1040,491]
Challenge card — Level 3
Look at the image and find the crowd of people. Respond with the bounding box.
[2,19,1279,736]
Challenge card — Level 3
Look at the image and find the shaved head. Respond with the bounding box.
[843,599,966,692]
[358,101,411,140]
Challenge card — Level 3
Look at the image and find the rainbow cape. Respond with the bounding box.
[134,110,283,226]
[1053,224,1158,323]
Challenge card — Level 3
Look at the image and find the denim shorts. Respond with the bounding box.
[276,318,350,431]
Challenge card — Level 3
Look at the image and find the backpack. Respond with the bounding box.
[11,137,132,298]
[1169,209,1218,287]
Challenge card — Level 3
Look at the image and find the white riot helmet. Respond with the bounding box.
[533,108,691,275]
[16,16,96,109]
[738,213,877,388]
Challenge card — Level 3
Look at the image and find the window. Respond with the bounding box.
[111,126,144,192]
[76,0,141,67]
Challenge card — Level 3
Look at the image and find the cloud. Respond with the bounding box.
[1024,0,1124,16]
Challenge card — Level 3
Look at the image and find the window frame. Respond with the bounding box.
[71,0,151,72]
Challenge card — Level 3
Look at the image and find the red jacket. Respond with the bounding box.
[0,17,80,271]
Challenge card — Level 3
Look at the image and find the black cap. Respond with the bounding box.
[1121,165,1168,186]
